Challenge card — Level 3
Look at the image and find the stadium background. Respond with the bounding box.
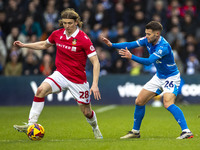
[0,0,200,105]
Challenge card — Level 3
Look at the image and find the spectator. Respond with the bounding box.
[0,11,9,39]
[6,26,26,50]
[40,22,54,41]
[5,0,25,32]
[173,50,184,74]
[149,0,167,22]
[127,25,141,41]
[21,15,42,39]
[80,0,96,13]
[186,54,199,75]
[23,50,40,75]
[81,10,95,29]
[166,15,181,32]
[180,0,197,18]
[39,53,53,76]
[4,50,22,76]
[26,1,43,30]
[111,2,129,27]
[22,34,43,60]
[129,61,142,76]
[166,25,185,47]
[43,4,59,29]
[181,12,197,35]
[0,36,7,71]
[167,0,181,18]
[111,59,127,74]
[131,10,146,33]
[96,46,111,76]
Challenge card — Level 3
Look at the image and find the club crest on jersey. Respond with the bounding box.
[158,49,162,54]
[90,45,95,51]
[72,39,77,45]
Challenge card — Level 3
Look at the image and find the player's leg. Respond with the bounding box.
[13,82,52,133]
[163,93,193,139]
[67,80,103,139]
[162,73,193,139]
[28,82,52,125]
[14,71,62,133]
[121,89,156,139]
[79,103,103,139]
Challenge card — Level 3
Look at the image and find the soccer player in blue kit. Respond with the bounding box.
[101,21,193,139]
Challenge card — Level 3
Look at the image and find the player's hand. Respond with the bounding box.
[119,47,132,59]
[13,41,25,48]
[99,34,112,47]
[90,85,101,100]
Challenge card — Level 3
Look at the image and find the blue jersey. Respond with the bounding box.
[112,36,179,79]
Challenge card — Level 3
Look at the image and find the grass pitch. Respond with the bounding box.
[0,105,199,150]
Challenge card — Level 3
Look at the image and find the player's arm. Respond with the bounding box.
[89,55,101,100]
[119,47,159,65]
[100,34,144,49]
[13,40,52,50]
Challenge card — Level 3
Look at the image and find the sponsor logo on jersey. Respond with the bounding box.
[71,46,76,52]
[156,60,162,64]
[72,39,77,45]
[90,45,95,51]
[56,43,71,50]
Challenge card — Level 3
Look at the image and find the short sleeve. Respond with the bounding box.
[82,35,96,58]
[47,31,56,45]
[136,37,147,47]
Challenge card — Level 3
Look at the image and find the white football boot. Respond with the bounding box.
[13,123,29,133]
[93,127,103,139]
[120,130,140,139]
[176,132,193,139]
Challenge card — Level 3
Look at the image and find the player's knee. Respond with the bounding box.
[163,101,173,109]
[135,98,145,106]
[163,103,169,109]
[82,109,92,118]
[36,86,46,97]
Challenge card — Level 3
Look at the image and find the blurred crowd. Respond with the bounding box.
[0,0,200,77]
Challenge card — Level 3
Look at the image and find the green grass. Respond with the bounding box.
[0,105,199,150]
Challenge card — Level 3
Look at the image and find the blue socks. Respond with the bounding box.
[133,105,145,130]
[167,104,188,130]
[133,104,188,131]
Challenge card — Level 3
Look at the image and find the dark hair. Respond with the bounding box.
[146,21,163,31]
[58,8,83,28]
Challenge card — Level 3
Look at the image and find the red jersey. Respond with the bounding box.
[47,28,96,84]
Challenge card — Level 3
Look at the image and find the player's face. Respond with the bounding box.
[145,29,160,45]
[62,19,78,35]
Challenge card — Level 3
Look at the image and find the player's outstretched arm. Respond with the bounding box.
[89,55,101,100]
[13,40,51,50]
[99,34,112,47]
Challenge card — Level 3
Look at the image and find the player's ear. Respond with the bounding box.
[75,20,78,26]
[155,31,160,37]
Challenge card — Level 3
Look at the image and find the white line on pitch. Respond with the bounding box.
[95,105,117,113]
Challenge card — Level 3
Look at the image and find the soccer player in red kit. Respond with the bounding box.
[13,8,103,139]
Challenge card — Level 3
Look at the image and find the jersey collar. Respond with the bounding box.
[64,28,80,40]
[155,36,162,45]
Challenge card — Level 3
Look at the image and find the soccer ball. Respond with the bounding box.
[27,123,45,141]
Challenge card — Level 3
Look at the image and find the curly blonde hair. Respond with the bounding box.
[58,8,83,28]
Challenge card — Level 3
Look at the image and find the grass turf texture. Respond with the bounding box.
[0,105,199,150]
